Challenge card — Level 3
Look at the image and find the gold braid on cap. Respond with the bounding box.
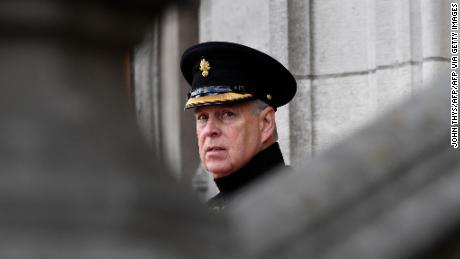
[185,92,253,109]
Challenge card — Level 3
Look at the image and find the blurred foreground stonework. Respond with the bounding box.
[228,79,460,259]
[0,1,459,259]
[0,1,233,258]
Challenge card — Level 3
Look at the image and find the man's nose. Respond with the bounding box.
[202,117,221,137]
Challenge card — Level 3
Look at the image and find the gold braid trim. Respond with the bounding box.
[185,93,253,108]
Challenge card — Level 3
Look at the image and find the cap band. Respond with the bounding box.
[189,85,247,98]
[185,92,253,109]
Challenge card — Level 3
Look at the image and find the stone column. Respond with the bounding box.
[0,2,234,258]
[288,0,313,164]
[134,3,201,182]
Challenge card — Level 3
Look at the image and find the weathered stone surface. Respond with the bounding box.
[312,0,375,75]
[313,74,378,152]
[422,61,452,90]
[135,3,200,181]
[135,25,162,152]
[375,66,413,112]
[269,0,292,163]
[374,1,418,66]
[159,6,183,177]
[421,0,450,59]
[289,79,313,164]
[287,0,310,76]
[199,0,270,51]
[269,0,289,67]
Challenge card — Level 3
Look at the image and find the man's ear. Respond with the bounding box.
[259,106,276,144]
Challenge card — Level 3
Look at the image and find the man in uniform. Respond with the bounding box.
[180,41,297,210]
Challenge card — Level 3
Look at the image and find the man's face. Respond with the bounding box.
[194,102,264,178]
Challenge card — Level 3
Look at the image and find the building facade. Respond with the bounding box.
[134,0,450,197]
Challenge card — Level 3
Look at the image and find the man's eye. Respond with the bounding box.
[222,111,235,118]
[197,114,208,121]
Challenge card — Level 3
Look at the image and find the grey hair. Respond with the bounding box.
[249,99,278,141]
[250,99,270,115]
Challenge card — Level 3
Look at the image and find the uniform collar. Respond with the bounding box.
[213,142,285,195]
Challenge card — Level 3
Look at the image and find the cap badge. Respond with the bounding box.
[199,58,211,77]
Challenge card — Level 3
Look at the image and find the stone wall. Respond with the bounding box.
[199,0,450,166]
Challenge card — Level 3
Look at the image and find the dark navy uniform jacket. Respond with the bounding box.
[207,142,286,212]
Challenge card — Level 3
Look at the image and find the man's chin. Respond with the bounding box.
[206,164,233,179]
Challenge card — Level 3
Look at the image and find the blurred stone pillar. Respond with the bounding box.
[134,2,200,182]
[0,1,234,258]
